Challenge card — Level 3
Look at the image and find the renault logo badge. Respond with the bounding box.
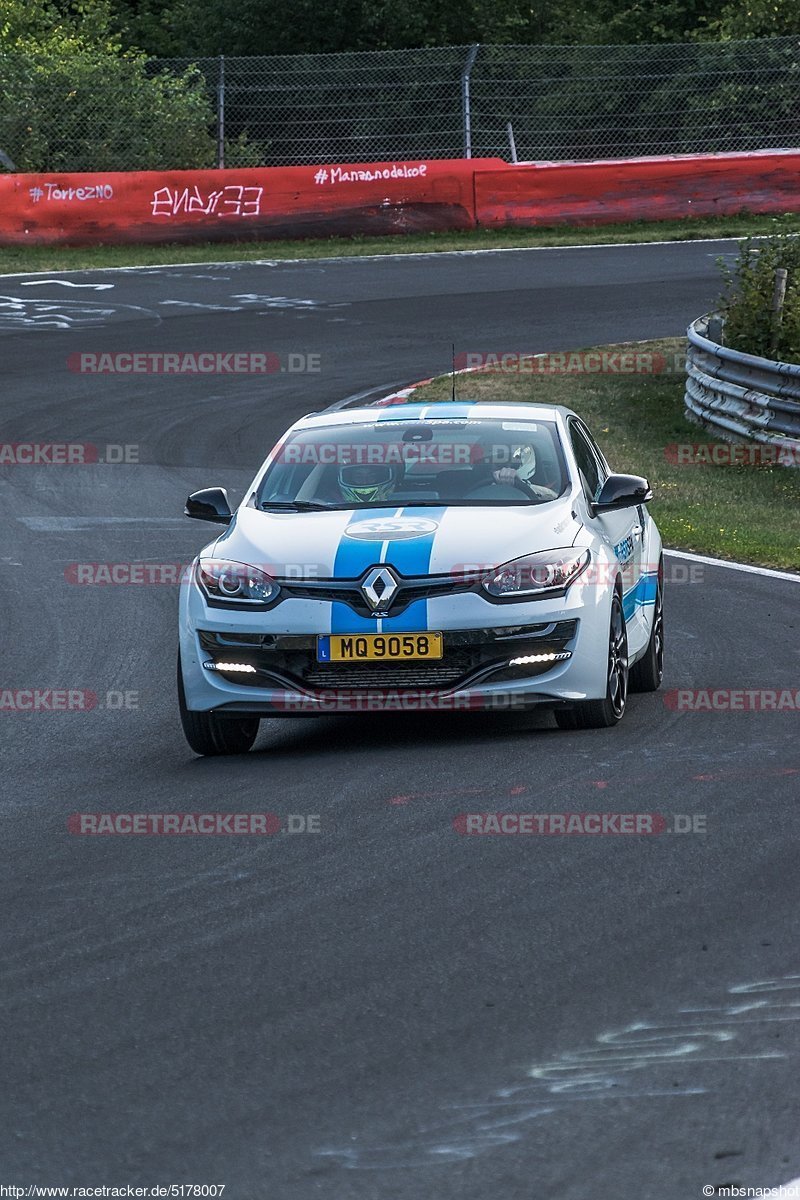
[360,566,399,612]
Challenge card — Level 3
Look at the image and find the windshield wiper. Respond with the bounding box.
[259,500,335,512]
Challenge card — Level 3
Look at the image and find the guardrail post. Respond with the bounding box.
[217,55,225,169]
[771,267,788,356]
[461,44,479,159]
[507,122,518,164]
[707,314,724,344]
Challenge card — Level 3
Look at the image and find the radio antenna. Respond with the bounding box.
[451,343,457,402]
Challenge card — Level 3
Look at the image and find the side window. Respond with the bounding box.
[569,421,605,503]
[579,423,611,478]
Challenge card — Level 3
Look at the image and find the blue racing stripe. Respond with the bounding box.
[376,402,477,422]
[331,508,390,579]
[331,507,395,633]
[381,507,445,576]
[380,506,446,632]
[380,597,430,633]
[329,506,447,633]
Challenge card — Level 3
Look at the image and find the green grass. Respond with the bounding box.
[0,212,790,275]
[414,338,800,571]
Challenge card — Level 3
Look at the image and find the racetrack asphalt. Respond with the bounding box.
[1,240,798,1198]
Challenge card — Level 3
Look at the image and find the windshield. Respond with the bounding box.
[256,417,568,510]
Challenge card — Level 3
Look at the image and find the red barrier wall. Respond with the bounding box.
[1,150,799,245]
[0,159,506,246]
[474,149,800,227]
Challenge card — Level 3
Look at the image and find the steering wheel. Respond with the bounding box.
[512,475,558,501]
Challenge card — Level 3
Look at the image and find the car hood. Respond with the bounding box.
[207,500,582,579]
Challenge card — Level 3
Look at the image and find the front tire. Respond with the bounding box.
[178,654,260,756]
[555,590,629,730]
[629,559,664,693]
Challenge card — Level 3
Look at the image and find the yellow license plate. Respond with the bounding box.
[317,633,443,662]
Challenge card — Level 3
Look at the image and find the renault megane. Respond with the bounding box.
[177,400,663,755]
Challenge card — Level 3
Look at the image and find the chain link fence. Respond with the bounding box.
[4,36,800,171]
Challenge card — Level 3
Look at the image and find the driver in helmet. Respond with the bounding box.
[486,440,556,499]
[493,442,537,489]
[337,462,402,504]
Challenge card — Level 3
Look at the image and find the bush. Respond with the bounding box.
[720,222,800,364]
[0,2,216,171]
[222,131,271,168]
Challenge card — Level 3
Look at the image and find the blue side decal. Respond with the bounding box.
[622,571,659,621]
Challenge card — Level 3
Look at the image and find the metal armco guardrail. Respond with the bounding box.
[685,315,800,452]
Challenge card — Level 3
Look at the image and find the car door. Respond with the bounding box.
[568,418,646,648]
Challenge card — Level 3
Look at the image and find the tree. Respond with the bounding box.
[707,0,800,40]
[0,0,216,170]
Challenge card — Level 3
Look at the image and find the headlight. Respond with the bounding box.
[196,559,279,606]
[482,548,590,599]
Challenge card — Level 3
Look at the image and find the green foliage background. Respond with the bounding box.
[721,229,800,364]
[1,0,800,171]
[0,0,215,170]
[101,0,800,57]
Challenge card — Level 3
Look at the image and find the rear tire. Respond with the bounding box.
[555,590,629,730]
[629,559,664,693]
[178,653,260,756]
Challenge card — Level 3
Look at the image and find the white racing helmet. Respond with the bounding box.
[509,443,537,483]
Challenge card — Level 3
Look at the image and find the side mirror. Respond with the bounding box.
[184,487,233,524]
[594,473,652,512]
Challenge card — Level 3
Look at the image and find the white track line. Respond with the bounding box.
[0,234,763,279]
[664,548,800,583]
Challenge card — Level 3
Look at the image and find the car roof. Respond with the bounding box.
[293,400,573,431]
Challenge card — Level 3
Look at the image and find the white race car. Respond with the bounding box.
[178,400,663,755]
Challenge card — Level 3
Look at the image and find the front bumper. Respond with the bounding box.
[179,570,613,716]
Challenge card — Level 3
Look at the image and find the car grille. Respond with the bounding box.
[199,622,577,692]
[303,659,471,688]
[277,572,477,618]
